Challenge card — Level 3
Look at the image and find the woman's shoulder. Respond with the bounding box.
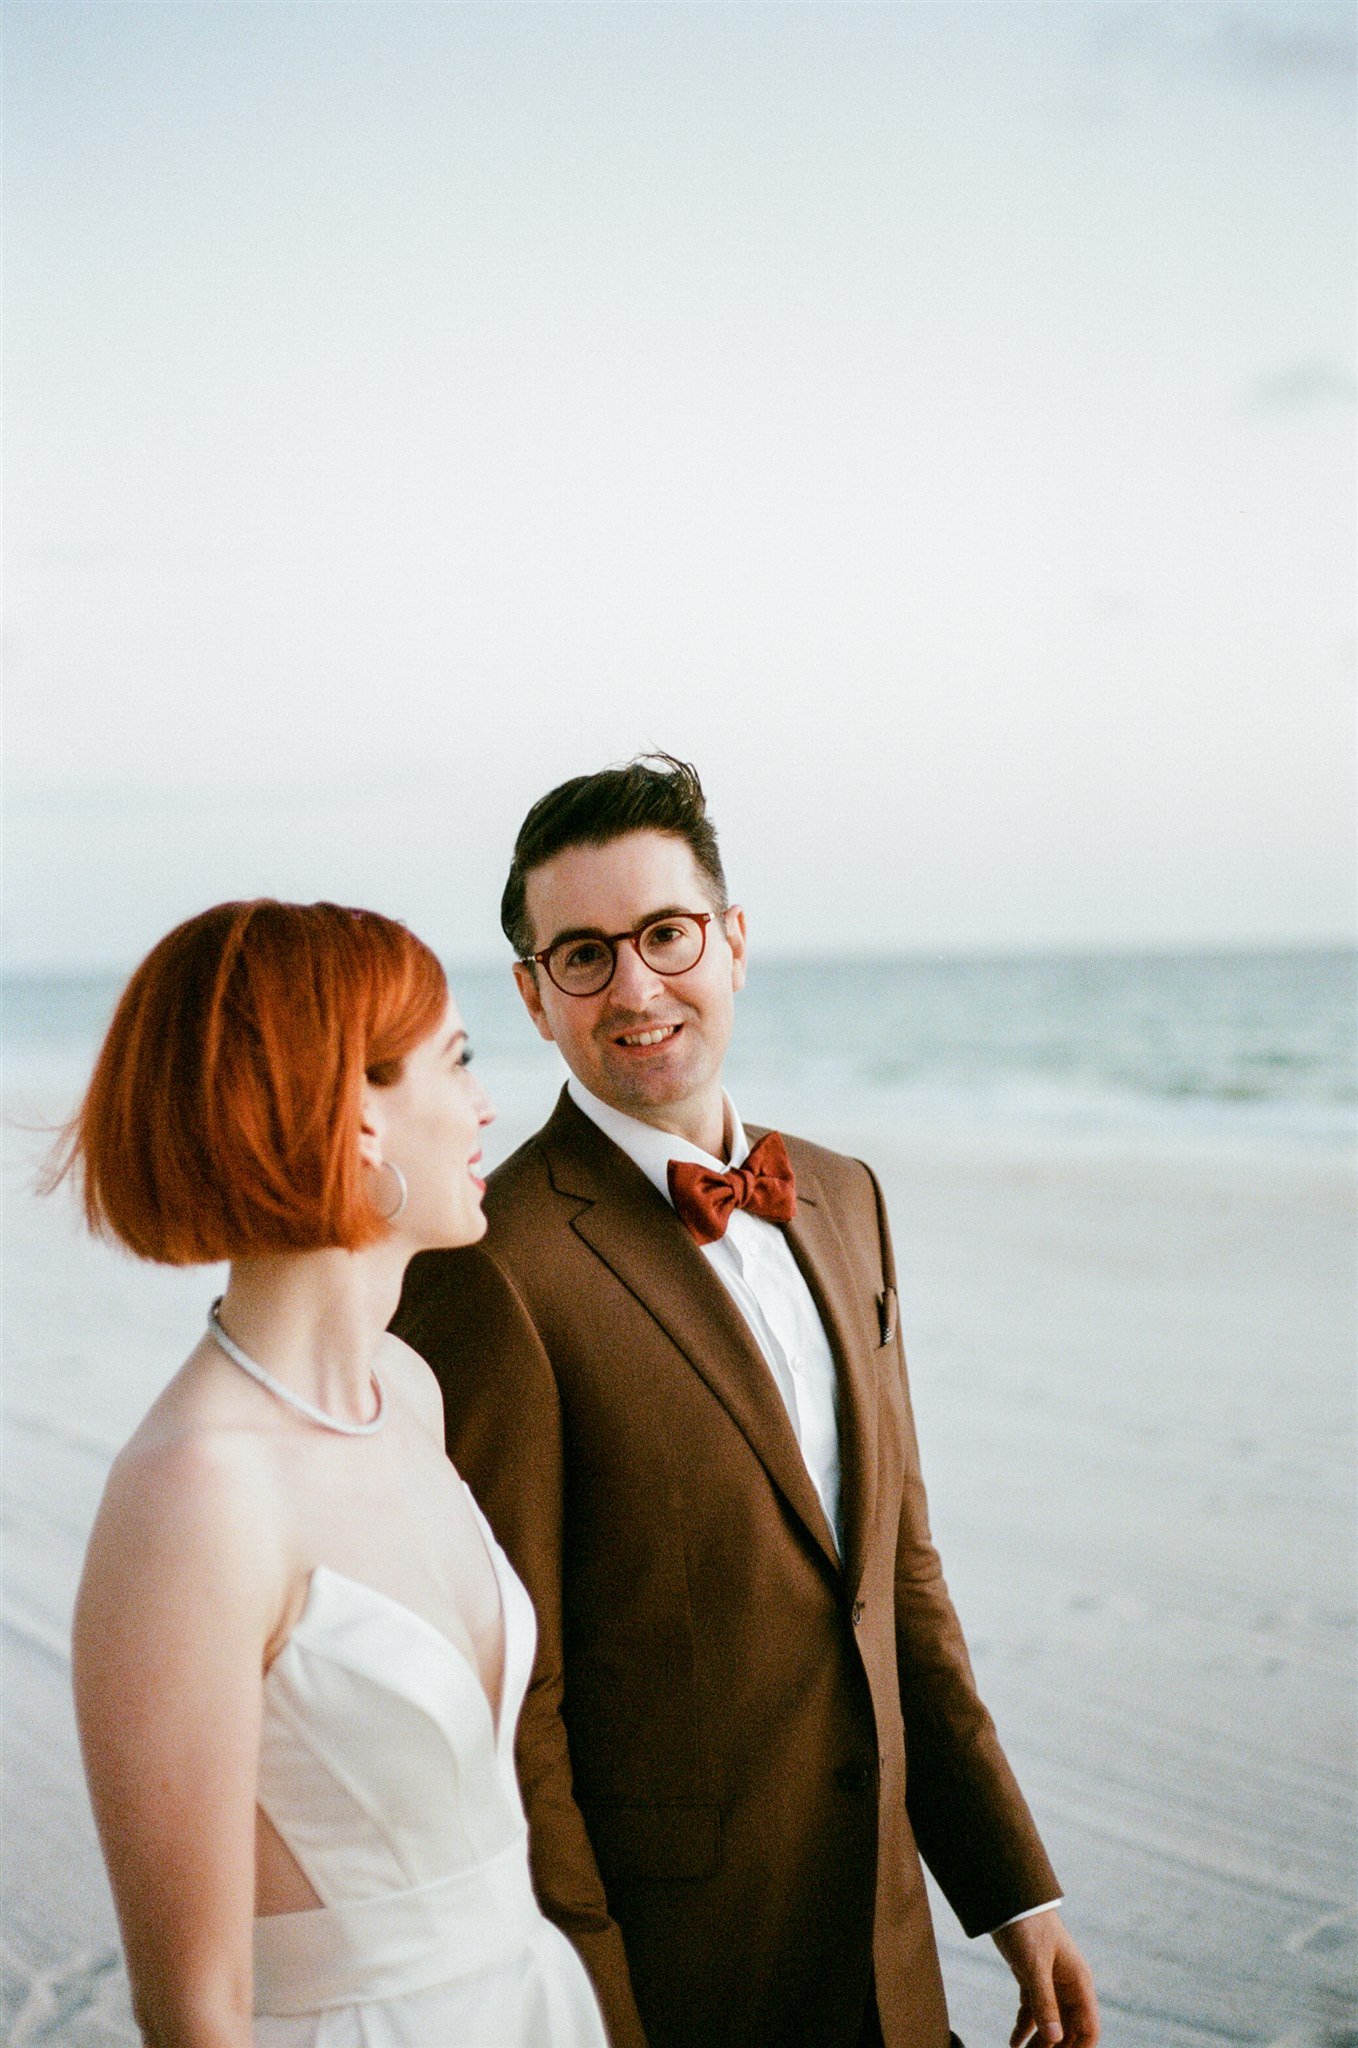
[75,1403,296,1718]
[90,1368,293,1606]
[117,1336,287,1484]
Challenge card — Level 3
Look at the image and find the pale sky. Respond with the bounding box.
[4,1,1354,971]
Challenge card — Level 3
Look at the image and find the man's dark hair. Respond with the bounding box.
[501,753,728,959]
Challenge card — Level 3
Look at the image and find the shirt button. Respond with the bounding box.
[851,1600,864,1626]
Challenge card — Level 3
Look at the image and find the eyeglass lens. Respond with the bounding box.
[547,915,706,995]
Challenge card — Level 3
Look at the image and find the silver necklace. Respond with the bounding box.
[207,1297,386,1436]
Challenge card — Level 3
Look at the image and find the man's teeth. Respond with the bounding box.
[618,1025,678,1047]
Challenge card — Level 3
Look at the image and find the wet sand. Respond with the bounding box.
[3,1096,1354,2045]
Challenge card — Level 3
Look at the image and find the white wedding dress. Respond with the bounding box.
[252,1490,608,2048]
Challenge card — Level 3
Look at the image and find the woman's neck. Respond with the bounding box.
[213,1245,408,1424]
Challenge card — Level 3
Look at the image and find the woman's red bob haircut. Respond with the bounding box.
[50,900,448,1265]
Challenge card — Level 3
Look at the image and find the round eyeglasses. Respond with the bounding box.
[527,911,713,998]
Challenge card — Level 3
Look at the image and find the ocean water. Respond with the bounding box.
[5,947,1354,1151]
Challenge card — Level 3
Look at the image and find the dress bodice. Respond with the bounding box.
[257,1498,535,1907]
[248,1491,607,2041]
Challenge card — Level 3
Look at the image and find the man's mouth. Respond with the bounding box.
[613,1023,682,1049]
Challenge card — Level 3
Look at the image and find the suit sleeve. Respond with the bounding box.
[394,1244,649,2048]
[864,1166,1062,1938]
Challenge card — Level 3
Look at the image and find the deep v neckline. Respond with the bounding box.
[272,1490,511,1745]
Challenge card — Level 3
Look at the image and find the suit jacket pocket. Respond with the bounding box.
[579,1798,721,1883]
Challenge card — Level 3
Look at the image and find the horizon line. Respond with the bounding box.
[4,935,1355,985]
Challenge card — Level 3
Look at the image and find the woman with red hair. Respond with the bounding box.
[56,901,608,2048]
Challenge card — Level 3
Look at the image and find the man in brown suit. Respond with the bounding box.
[395,757,1099,2048]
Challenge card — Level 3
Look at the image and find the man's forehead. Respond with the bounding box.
[525,831,707,928]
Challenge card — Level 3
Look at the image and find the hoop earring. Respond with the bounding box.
[378,1161,408,1221]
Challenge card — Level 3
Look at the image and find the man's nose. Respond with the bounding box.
[608,940,668,1008]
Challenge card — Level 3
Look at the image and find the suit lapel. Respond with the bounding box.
[761,1134,880,1602]
[540,1095,841,1572]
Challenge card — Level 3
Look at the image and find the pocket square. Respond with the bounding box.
[877,1286,898,1346]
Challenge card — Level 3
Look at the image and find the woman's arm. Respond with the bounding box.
[73,1430,286,2048]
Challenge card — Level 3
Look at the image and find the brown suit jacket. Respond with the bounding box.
[394,1091,1058,2048]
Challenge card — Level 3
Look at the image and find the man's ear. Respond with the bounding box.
[512,960,556,1043]
[724,905,748,994]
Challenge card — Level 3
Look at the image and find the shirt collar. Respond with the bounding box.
[565,1075,750,1207]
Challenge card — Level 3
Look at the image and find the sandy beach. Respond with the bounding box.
[3,1092,1354,2046]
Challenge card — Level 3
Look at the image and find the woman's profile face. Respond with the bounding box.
[372,996,494,1250]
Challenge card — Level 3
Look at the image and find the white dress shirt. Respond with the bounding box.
[564,1076,1062,1937]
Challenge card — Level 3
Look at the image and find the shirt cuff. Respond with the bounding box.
[986,1897,1064,1935]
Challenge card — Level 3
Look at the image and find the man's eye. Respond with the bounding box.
[563,940,608,970]
[647,925,685,948]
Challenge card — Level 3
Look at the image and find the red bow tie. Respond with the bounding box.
[667,1131,797,1246]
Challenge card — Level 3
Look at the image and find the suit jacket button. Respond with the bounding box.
[851,1600,864,1625]
[836,1761,874,1793]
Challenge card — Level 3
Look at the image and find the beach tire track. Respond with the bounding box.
[1264,2032,1358,2048]
[1,1944,134,2046]
[1287,1909,1358,1962]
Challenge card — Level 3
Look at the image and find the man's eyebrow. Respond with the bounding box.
[540,906,703,951]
